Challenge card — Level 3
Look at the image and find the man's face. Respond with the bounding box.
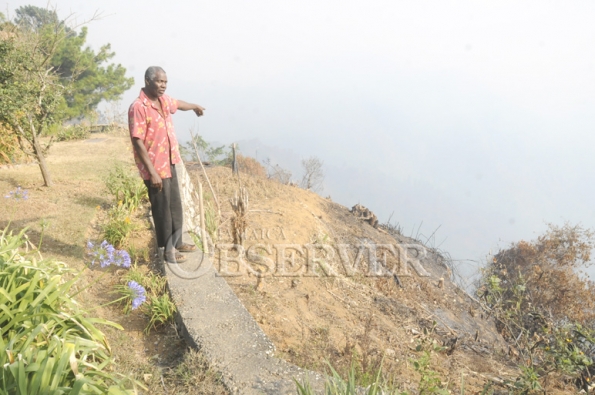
[145,71,168,98]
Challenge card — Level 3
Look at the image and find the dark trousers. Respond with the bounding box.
[144,165,183,252]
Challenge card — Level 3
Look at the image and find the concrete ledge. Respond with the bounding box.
[165,259,325,394]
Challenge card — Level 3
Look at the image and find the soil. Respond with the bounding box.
[188,165,574,394]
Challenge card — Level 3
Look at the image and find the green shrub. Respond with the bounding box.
[105,163,148,212]
[103,204,135,248]
[144,293,176,333]
[56,124,91,141]
[0,227,135,394]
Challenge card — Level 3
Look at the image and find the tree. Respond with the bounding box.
[14,5,59,31]
[13,5,134,121]
[300,156,324,192]
[0,25,65,186]
[0,6,134,186]
[180,133,231,165]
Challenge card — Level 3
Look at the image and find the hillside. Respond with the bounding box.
[0,133,578,394]
[186,165,517,393]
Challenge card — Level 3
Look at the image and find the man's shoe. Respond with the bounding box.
[176,243,198,253]
[164,251,188,264]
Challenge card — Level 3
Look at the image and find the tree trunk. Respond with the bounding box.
[32,133,52,187]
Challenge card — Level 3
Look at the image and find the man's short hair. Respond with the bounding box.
[145,66,165,82]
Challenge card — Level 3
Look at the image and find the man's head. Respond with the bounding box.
[144,66,167,99]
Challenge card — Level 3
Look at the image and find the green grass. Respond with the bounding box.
[295,362,405,395]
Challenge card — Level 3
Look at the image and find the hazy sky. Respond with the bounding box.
[3,1,595,282]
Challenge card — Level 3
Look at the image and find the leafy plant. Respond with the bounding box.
[127,245,150,265]
[56,124,91,141]
[123,265,167,296]
[120,264,173,333]
[205,198,218,243]
[477,223,595,393]
[114,280,147,314]
[102,204,135,248]
[409,323,449,395]
[0,23,64,186]
[144,293,176,333]
[0,226,136,393]
[411,351,448,395]
[295,361,405,395]
[105,163,147,212]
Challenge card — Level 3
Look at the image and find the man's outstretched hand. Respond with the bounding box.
[193,105,205,117]
[178,100,205,117]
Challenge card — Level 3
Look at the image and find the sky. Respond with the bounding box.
[3,0,595,285]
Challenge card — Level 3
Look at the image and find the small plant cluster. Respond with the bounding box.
[102,163,148,247]
[103,203,136,248]
[295,363,405,395]
[4,185,28,200]
[86,240,176,332]
[0,227,136,393]
[56,124,91,141]
[105,163,148,212]
[87,239,131,268]
[409,324,449,395]
[477,223,595,393]
[119,264,176,332]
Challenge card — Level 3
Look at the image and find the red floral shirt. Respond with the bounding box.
[128,89,182,180]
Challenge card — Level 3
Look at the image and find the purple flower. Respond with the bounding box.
[128,281,146,310]
[5,187,28,200]
[86,240,132,269]
[113,249,131,268]
[87,240,116,268]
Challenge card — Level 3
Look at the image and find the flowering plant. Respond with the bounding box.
[4,186,28,200]
[87,240,131,268]
[112,280,147,313]
[127,281,147,310]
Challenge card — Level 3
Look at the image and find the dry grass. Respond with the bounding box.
[0,132,228,395]
[191,166,532,394]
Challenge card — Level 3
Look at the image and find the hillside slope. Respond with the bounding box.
[188,165,516,393]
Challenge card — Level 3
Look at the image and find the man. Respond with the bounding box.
[128,66,205,263]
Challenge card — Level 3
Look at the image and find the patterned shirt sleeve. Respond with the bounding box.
[167,96,178,114]
[129,102,147,139]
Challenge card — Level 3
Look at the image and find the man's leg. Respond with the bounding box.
[145,177,175,254]
[169,165,184,250]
